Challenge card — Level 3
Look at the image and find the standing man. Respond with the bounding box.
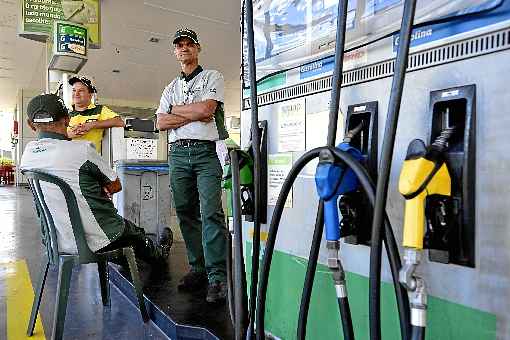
[67,76,124,154]
[156,28,229,303]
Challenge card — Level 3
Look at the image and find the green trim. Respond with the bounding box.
[246,243,497,340]
[214,103,229,140]
[181,65,203,81]
[70,105,103,117]
[243,73,287,96]
[78,160,124,241]
[38,131,70,140]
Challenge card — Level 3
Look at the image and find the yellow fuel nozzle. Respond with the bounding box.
[399,136,452,250]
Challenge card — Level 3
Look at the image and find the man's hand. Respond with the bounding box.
[75,121,97,134]
[67,125,86,138]
[199,115,214,123]
[103,178,122,199]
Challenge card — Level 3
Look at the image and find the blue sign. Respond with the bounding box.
[393,1,510,52]
[300,56,335,79]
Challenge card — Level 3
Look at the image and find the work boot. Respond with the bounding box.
[206,281,227,303]
[177,271,208,291]
[158,228,173,258]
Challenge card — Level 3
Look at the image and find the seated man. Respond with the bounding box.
[20,93,171,264]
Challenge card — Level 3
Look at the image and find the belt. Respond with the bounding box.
[171,139,214,148]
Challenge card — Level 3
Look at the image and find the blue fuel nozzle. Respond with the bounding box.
[315,143,363,241]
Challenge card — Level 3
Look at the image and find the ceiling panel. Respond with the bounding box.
[0,0,242,111]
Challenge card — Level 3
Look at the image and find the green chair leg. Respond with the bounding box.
[97,261,110,307]
[27,261,50,336]
[51,256,74,340]
[123,247,149,323]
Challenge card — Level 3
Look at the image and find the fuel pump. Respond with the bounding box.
[255,0,415,339]
[223,150,255,217]
[398,127,455,340]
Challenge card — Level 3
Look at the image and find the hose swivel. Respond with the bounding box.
[327,240,347,298]
[399,248,428,327]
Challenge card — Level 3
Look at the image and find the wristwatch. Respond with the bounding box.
[167,104,173,114]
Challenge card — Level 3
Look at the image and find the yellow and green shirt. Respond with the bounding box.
[68,103,119,153]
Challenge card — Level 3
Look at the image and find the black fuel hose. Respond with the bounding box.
[256,147,410,340]
[296,201,324,340]
[299,2,353,338]
[230,150,249,340]
[255,149,320,340]
[338,296,355,340]
[369,0,417,339]
[329,148,410,340]
[245,0,263,337]
[327,0,349,147]
[411,326,426,340]
[226,231,235,326]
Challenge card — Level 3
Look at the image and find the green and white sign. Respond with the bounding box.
[20,0,101,48]
[20,0,64,41]
[268,153,293,208]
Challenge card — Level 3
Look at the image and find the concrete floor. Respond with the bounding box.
[0,185,170,340]
[0,184,234,340]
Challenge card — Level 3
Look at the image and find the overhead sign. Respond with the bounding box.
[48,21,87,73]
[20,0,101,48]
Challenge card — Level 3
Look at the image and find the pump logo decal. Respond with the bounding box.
[441,90,459,98]
[393,28,433,50]
[299,48,368,80]
[392,8,510,52]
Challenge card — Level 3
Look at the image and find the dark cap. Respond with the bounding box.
[27,94,69,123]
[68,76,97,93]
[173,28,199,45]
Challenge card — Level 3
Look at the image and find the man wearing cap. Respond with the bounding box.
[21,94,171,264]
[67,76,124,154]
[156,28,229,303]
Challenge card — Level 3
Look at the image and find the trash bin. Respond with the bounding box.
[114,160,174,244]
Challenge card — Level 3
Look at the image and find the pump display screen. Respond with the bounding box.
[243,0,503,85]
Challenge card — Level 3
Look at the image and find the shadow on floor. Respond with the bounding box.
[118,241,234,340]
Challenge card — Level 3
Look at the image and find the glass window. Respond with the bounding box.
[243,0,503,84]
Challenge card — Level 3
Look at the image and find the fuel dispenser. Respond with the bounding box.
[223,150,254,217]
[398,85,476,339]
[255,0,417,339]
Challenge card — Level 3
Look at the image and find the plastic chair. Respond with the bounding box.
[23,169,149,340]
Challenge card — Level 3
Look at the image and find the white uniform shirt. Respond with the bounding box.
[21,134,124,253]
[157,66,229,143]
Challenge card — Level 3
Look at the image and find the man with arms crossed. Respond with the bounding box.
[156,28,229,303]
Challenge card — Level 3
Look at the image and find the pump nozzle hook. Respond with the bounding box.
[343,121,365,143]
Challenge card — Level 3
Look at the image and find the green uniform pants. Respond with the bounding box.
[98,218,162,263]
[169,142,227,283]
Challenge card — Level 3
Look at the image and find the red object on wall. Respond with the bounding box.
[12,120,18,138]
